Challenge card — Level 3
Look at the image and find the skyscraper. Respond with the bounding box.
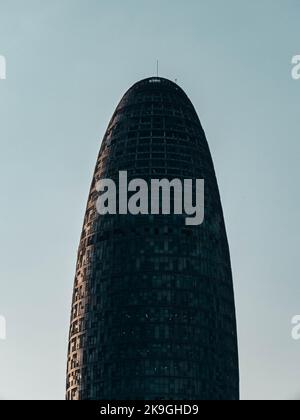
[66,77,239,400]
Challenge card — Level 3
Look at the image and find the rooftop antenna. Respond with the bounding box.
[156,60,159,77]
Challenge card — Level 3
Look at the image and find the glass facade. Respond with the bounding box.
[66,77,239,400]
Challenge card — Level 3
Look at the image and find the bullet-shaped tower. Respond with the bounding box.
[66,77,239,400]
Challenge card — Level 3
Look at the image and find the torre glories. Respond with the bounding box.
[66,77,239,400]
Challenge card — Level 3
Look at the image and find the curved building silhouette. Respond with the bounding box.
[66,77,239,400]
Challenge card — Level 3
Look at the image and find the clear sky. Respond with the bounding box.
[0,0,299,400]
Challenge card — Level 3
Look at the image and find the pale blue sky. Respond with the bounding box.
[0,0,299,400]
